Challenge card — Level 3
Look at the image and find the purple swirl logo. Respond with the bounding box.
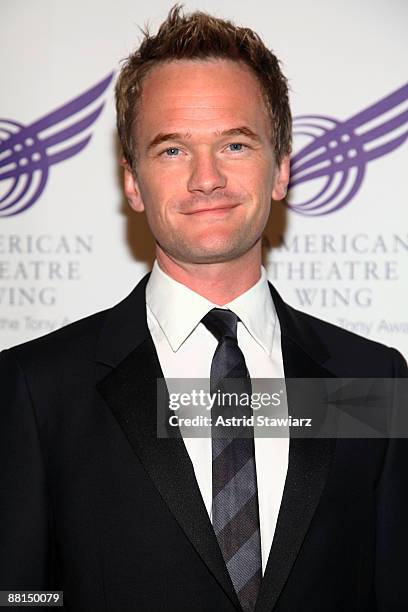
[1,76,406,217]
[288,83,408,215]
[0,73,113,217]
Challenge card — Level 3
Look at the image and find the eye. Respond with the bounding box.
[163,147,181,157]
[227,143,245,152]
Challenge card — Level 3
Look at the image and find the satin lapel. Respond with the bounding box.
[254,288,336,612]
[97,334,241,610]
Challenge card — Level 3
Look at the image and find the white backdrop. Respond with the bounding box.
[1,0,407,355]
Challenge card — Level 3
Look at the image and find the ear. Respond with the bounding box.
[271,154,290,201]
[123,165,145,212]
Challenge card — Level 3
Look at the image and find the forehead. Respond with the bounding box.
[137,59,270,136]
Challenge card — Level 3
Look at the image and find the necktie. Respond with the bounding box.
[202,308,262,612]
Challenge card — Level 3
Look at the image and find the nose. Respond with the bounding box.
[187,151,227,195]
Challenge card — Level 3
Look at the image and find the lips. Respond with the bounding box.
[182,203,240,215]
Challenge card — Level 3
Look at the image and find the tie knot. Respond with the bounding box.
[201,308,239,342]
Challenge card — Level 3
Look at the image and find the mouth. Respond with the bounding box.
[183,203,240,215]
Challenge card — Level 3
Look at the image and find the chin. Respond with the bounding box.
[161,227,259,264]
[175,241,253,265]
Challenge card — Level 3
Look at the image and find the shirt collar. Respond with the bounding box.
[146,260,276,355]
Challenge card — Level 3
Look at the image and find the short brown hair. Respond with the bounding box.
[116,4,292,171]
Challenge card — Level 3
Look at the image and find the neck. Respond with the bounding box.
[156,244,262,305]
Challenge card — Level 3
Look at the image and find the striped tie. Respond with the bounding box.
[202,308,262,612]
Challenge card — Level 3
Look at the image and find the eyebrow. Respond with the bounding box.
[146,126,261,151]
[219,127,261,141]
[147,132,189,151]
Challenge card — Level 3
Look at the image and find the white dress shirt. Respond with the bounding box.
[146,260,289,574]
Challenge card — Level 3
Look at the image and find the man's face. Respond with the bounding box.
[124,59,289,264]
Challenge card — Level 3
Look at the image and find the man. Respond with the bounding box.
[1,6,407,612]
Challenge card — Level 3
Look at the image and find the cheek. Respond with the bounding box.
[140,166,184,201]
[138,175,167,219]
[235,168,273,208]
[232,157,273,188]
[140,186,183,240]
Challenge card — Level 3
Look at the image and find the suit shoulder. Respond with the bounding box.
[288,305,406,375]
[4,308,110,369]
[296,306,384,349]
[3,275,150,377]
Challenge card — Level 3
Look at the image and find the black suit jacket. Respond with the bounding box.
[1,274,407,611]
